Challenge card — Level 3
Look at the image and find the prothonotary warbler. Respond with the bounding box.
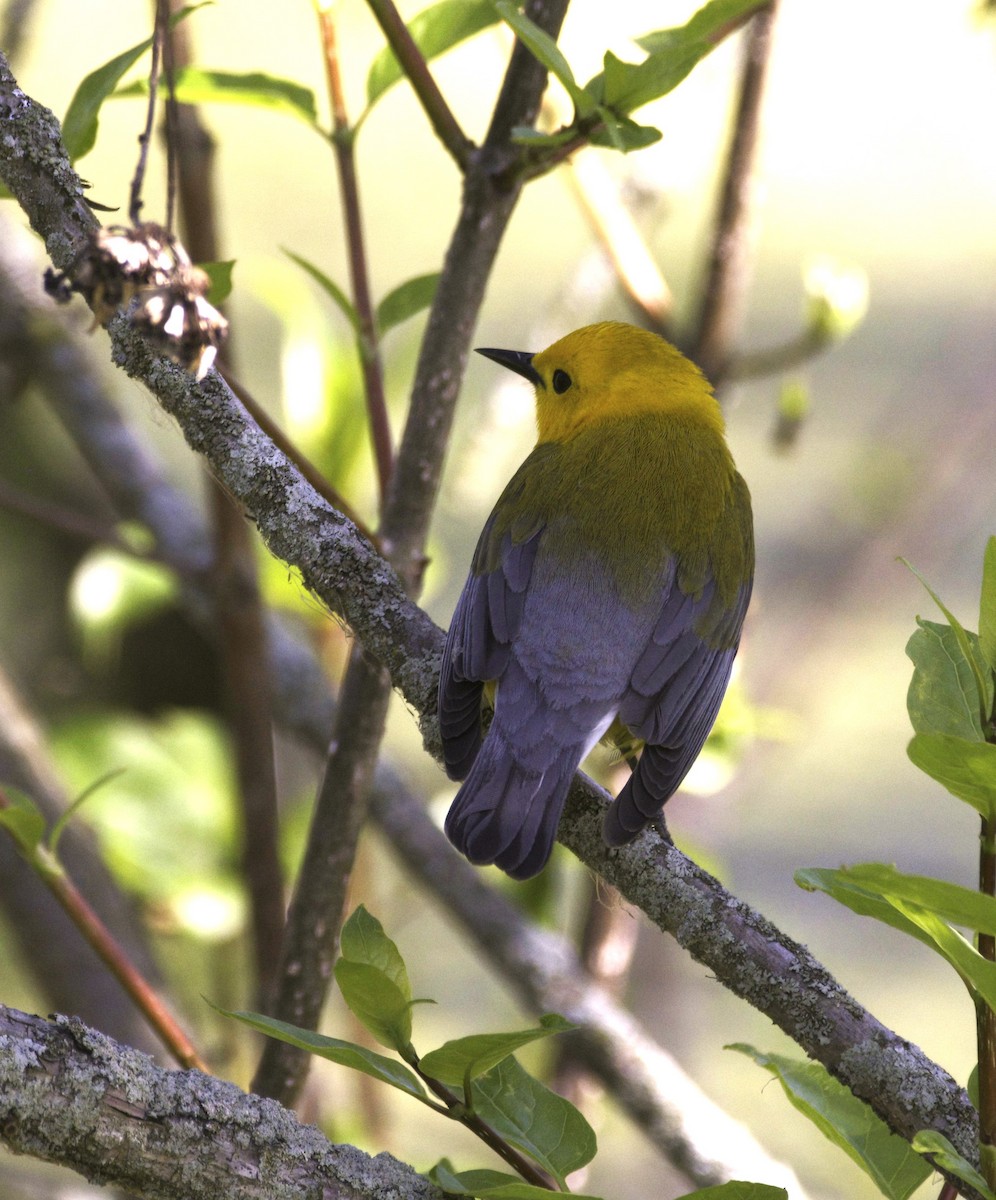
[438,321,754,879]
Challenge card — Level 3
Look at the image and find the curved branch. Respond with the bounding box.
[0,1003,440,1200]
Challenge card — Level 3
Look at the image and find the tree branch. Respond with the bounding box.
[690,1,780,383]
[5,254,801,1185]
[0,663,164,1056]
[0,1003,441,1200]
[362,0,472,169]
[251,648,393,1103]
[0,44,979,1178]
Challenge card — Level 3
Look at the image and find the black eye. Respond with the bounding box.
[552,369,572,394]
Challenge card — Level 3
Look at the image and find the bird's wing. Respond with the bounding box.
[438,453,550,781]
[605,571,753,845]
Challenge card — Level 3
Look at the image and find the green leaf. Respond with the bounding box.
[494,0,595,117]
[637,0,767,55]
[282,249,359,332]
[215,1006,429,1101]
[334,960,414,1051]
[197,260,234,307]
[116,68,319,127]
[583,0,766,113]
[366,0,501,106]
[981,536,996,675]
[430,1160,603,1199]
[469,1056,596,1188]
[419,1014,574,1085]
[589,108,662,152]
[0,787,47,856]
[907,732,996,820]
[890,900,996,1006]
[805,862,996,936]
[62,4,208,161]
[339,905,412,1000]
[49,768,127,856]
[902,559,992,737]
[797,865,996,1006]
[729,1046,931,1200]
[376,272,440,336]
[912,1131,996,1200]
[796,866,938,951]
[675,1184,789,1200]
[906,619,993,741]
[597,43,711,113]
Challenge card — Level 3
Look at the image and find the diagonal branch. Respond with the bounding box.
[363,0,472,169]
[0,1003,441,1200]
[0,47,980,1179]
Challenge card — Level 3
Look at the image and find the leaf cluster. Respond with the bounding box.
[777,537,996,1199]
[223,905,596,1196]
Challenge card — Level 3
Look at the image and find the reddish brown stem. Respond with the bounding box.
[363,0,472,168]
[412,1060,558,1189]
[978,816,996,1190]
[0,785,207,1071]
[318,8,394,510]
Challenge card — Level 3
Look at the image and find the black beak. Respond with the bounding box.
[475,346,541,386]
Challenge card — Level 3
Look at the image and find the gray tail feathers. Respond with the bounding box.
[443,728,579,879]
[602,741,690,846]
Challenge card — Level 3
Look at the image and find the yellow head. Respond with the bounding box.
[478,322,724,444]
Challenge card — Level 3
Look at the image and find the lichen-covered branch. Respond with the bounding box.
[0,1003,440,1200]
[0,45,979,1183]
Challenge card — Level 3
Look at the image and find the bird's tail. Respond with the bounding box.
[443,726,579,880]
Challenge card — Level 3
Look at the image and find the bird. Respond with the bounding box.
[438,321,754,879]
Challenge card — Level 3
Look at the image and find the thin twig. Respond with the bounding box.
[414,1062,557,1189]
[169,4,284,1008]
[690,0,780,384]
[979,697,996,1187]
[318,7,394,510]
[0,662,164,1053]
[726,325,831,381]
[0,784,207,1071]
[130,4,163,223]
[160,0,179,231]
[362,0,473,169]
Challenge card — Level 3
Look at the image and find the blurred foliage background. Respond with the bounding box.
[2,1,996,1197]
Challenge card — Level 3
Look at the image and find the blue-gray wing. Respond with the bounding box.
[605,571,753,846]
[438,517,542,781]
